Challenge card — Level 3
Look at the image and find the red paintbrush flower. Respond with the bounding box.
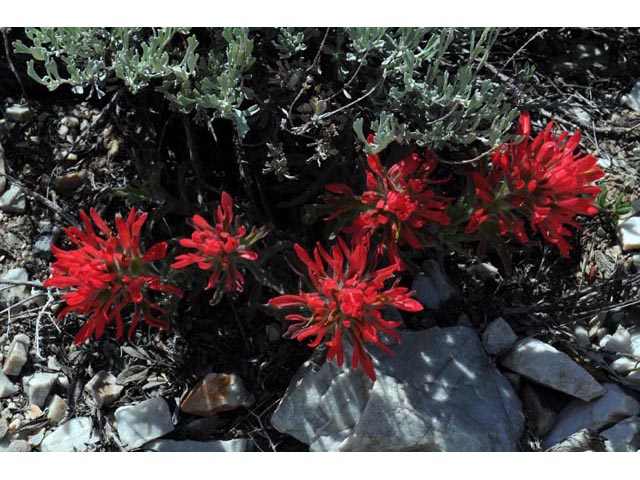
[268,236,423,380]
[466,112,604,257]
[171,191,267,302]
[43,207,182,344]
[324,135,450,267]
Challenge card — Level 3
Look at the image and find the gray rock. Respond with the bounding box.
[618,216,640,252]
[40,417,99,452]
[622,80,640,112]
[272,326,524,451]
[5,105,31,123]
[500,338,604,401]
[85,371,123,408]
[600,325,632,354]
[0,269,30,307]
[46,394,68,425]
[543,383,640,449]
[22,373,58,407]
[630,331,640,358]
[0,371,18,398]
[412,260,459,310]
[2,333,30,376]
[601,416,640,452]
[0,184,26,213]
[144,438,249,452]
[115,397,174,450]
[34,226,61,255]
[482,317,517,355]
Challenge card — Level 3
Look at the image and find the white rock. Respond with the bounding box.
[7,439,31,452]
[500,338,605,401]
[543,383,640,449]
[0,371,18,398]
[412,260,459,310]
[618,216,640,252]
[85,371,123,408]
[40,417,99,452]
[482,317,517,355]
[601,416,640,452]
[622,80,640,112]
[5,105,31,123]
[600,325,632,354]
[115,397,174,450]
[0,269,30,307]
[2,333,30,376]
[630,332,640,358]
[0,184,26,214]
[46,395,68,425]
[272,326,524,451]
[144,438,249,452]
[573,326,591,348]
[610,357,640,375]
[22,373,58,407]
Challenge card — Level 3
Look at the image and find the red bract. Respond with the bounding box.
[171,192,266,301]
[466,112,604,257]
[324,135,450,267]
[43,208,182,345]
[268,237,423,381]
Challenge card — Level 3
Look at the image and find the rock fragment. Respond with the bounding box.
[2,334,30,376]
[181,373,253,417]
[482,317,517,355]
[115,397,173,450]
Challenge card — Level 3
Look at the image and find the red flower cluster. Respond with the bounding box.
[171,191,267,301]
[268,237,423,380]
[44,208,182,344]
[324,135,450,267]
[466,112,604,257]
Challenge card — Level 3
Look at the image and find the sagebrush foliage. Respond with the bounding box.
[14,27,518,179]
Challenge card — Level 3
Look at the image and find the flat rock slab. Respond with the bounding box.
[115,397,174,450]
[482,317,517,355]
[272,326,524,451]
[22,373,58,408]
[543,383,640,449]
[618,216,640,252]
[144,439,249,452]
[40,417,99,452]
[500,338,604,401]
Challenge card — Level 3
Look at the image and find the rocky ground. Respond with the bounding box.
[1,28,640,452]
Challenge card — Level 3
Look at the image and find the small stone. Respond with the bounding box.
[61,116,80,129]
[611,357,640,375]
[26,404,43,420]
[482,317,517,355]
[468,262,500,281]
[0,371,18,398]
[618,216,640,252]
[181,373,254,417]
[601,416,640,452]
[621,80,640,112]
[500,338,605,401]
[46,356,63,371]
[5,105,31,123]
[543,383,640,449]
[630,332,640,358]
[546,429,606,452]
[57,125,69,138]
[85,371,123,408]
[22,373,58,407]
[46,395,68,425]
[144,438,249,452]
[52,170,88,192]
[0,418,8,440]
[2,333,30,376]
[28,427,46,447]
[0,184,26,213]
[570,106,592,124]
[40,417,99,452]
[600,325,632,354]
[412,260,459,310]
[115,397,174,450]
[7,439,31,452]
[573,326,590,348]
